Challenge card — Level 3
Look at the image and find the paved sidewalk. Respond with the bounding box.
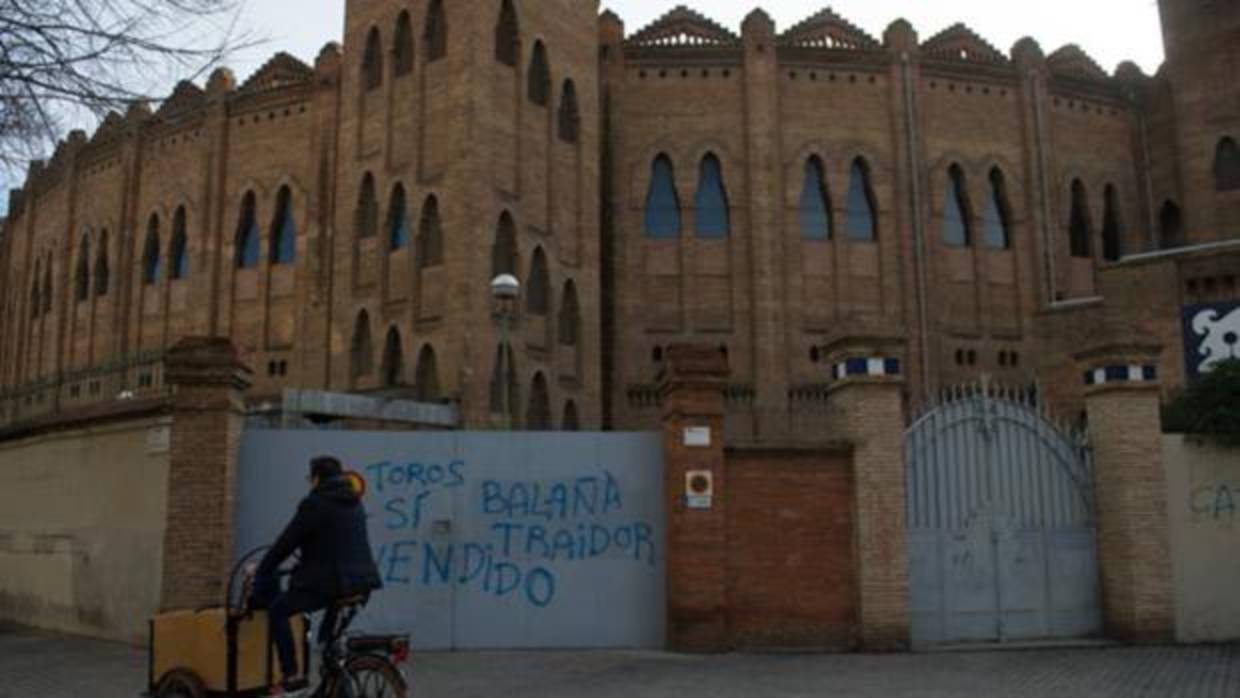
[3,623,1239,697]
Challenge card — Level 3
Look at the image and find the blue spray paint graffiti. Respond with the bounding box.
[362,460,657,608]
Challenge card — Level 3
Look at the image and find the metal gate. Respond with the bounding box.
[905,384,1101,647]
[234,430,665,651]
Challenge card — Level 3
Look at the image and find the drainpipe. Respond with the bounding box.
[901,53,932,403]
[1031,74,1057,304]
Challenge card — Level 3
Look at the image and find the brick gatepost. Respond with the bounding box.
[160,337,253,611]
[659,344,730,652]
[1076,343,1174,643]
[825,335,910,651]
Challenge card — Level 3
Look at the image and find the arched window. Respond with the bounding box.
[558,80,580,143]
[558,280,580,347]
[527,247,550,315]
[1215,137,1240,191]
[362,27,383,91]
[269,187,296,265]
[142,215,161,285]
[356,173,379,239]
[387,184,409,251]
[492,211,518,278]
[489,343,519,419]
[417,195,443,267]
[695,153,730,238]
[381,326,404,387]
[1068,179,1093,258]
[527,372,552,430]
[393,12,414,77]
[846,157,878,241]
[800,156,832,240]
[1159,200,1184,250]
[170,206,189,280]
[424,0,447,63]
[495,0,519,66]
[350,310,373,379]
[95,230,110,296]
[414,345,441,402]
[562,401,580,431]
[983,168,1013,249]
[527,41,550,106]
[942,164,973,247]
[75,234,90,302]
[1102,184,1123,262]
[236,192,260,268]
[644,154,681,238]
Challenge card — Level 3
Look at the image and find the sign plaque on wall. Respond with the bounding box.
[685,470,714,510]
[683,426,712,448]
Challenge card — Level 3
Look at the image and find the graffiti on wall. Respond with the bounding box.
[1182,302,1240,379]
[1188,481,1240,527]
[362,459,658,609]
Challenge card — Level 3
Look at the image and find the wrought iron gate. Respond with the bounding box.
[905,384,1101,647]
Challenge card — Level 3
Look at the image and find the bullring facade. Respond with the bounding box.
[1,0,1237,434]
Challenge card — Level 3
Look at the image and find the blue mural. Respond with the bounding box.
[1182,301,1240,379]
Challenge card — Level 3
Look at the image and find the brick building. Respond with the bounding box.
[0,0,1237,433]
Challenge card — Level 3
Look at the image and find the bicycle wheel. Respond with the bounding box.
[346,654,408,698]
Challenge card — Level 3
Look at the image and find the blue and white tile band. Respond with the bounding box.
[1083,364,1157,386]
[831,357,902,381]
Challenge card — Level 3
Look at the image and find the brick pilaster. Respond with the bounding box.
[825,335,910,650]
[659,344,729,652]
[160,337,252,611]
[1076,343,1174,643]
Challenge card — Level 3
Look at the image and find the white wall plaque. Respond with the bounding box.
[683,426,712,448]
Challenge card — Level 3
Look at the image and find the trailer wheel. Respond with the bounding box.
[155,669,207,698]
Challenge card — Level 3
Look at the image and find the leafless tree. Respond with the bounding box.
[0,0,251,174]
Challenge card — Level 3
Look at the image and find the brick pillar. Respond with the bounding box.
[1076,343,1174,643]
[659,344,729,652]
[160,337,252,611]
[825,336,910,650]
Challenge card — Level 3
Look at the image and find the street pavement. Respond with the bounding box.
[3,623,1239,697]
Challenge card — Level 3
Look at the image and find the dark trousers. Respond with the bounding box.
[268,589,331,680]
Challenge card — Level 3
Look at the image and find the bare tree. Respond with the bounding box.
[0,0,251,173]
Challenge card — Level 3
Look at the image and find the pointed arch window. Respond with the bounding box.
[495,0,520,67]
[414,345,441,402]
[527,247,550,315]
[558,280,580,347]
[1215,137,1240,191]
[424,0,447,63]
[562,401,580,431]
[75,234,90,302]
[492,212,518,278]
[393,12,415,77]
[95,230,110,296]
[983,168,1013,249]
[381,326,404,387]
[170,206,190,279]
[350,310,374,379]
[644,154,682,239]
[846,157,878,241]
[356,173,379,239]
[527,372,552,430]
[417,195,443,267]
[1068,179,1093,258]
[142,215,161,285]
[694,153,730,238]
[269,187,296,265]
[387,184,409,251]
[528,41,550,106]
[236,192,260,268]
[362,27,383,91]
[800,156,832,240]
[489,343,519,419]
[558,80,580,143]
[942,164,973,247]
[1159,200,1184,250]
[1102,184,1123,262]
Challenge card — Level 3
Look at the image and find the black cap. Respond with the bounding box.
[310,456,344,481]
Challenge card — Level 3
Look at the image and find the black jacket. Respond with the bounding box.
[257,476,382,599]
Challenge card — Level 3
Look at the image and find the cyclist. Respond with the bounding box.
[250,455,382,695]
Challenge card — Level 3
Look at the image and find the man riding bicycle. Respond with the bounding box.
[251,456,382,695]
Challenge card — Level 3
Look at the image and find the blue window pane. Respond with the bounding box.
[172,234,189,279]
[240,221,260,268]
[943,167,970,247]
[983,171,1011,249]
[800,158,831,240]
[389,189,409,251]
[644,155,681,239]
[274,209,296,264]
[144,233,161,285]
[846,160,876,241]
[694,154,729,238]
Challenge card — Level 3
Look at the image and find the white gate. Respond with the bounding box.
[905,385,1101,647]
